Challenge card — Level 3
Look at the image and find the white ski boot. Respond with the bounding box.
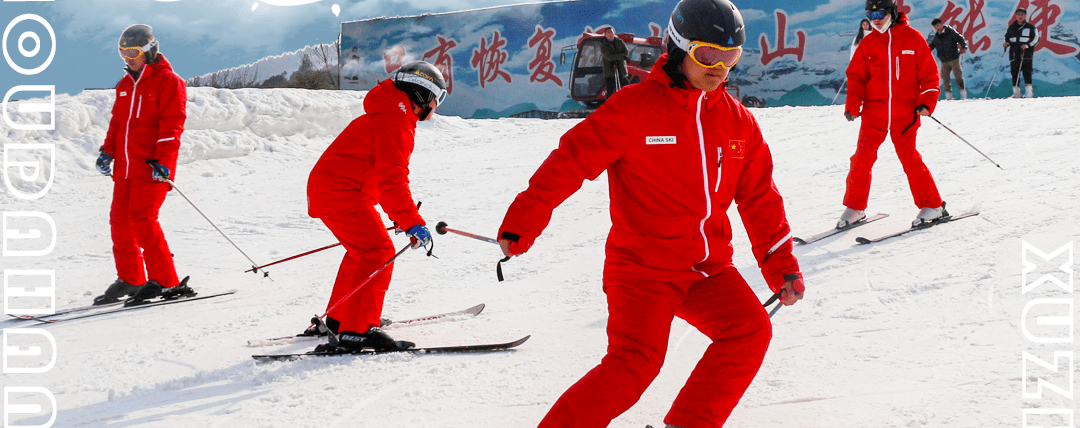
[1012,86,1022,98]
[946,91,954,100]
[912,203,949,228]
[960,88,967,100]
[837,208,866,229]
[1025,84,1034,98]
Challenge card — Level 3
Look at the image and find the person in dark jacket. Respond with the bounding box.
[928,18,969,99]
[1003,8,1039,98]
[94,24,193,305]
[497,0,804,426]
[599,27,630,99]
[305,61,446,354]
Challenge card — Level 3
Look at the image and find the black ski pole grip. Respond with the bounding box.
[435,221,449,235]
[763,292,781,308]
[497,256,511,282]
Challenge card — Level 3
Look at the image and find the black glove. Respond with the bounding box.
[915,104,930,115]
[844,111,858,122]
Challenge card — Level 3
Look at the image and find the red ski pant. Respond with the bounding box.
[320,206,396,333]
[537,266,772,428]
[843,119,942,211]
[110,179,178,287]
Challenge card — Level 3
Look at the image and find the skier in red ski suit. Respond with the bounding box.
[306,61,446,352]
[497,1,804,426]
[95,24,190,305]
[841,0,945,229]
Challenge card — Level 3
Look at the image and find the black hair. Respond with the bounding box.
[661,48,689,89]
[855,19,871,45]
[931,18,942,26]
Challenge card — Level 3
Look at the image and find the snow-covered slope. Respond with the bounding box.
[2,89,1077,427]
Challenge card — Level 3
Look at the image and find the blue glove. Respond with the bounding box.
[147,159,170,182]
[406,224,432,249]
[96,149,113,175]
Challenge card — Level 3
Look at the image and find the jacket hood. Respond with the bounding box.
[363,79,419,123]
[893,12,911,28]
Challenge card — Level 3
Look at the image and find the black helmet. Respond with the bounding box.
[119,24,159,62]
[865,0,898,22]
[865,0,896,11]
[393,61,448,109]
[666,0,746,55]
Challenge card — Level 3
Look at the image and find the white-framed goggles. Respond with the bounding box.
[395,71,448,107]
[667,17,742,69]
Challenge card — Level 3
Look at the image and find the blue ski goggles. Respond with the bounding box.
[867,10,889,20]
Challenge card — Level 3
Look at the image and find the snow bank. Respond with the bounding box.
[0,88,366,203]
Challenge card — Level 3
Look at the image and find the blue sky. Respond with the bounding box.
[0,0,544,96]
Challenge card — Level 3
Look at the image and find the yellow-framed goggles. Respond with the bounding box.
[686,41,742,69]
[119,38,154,60]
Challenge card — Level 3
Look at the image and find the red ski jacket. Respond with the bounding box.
[499,55,801,289]
[846,13,940,128]
[307,79,424,231]
[102,55,186,182]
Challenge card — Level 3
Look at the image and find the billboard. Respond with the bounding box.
[340,0,1080,118]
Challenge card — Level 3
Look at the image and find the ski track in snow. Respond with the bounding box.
[1,89,1078,427]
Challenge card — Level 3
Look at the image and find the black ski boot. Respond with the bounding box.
[337,327,415,352]
[301,316,340,337]
[315,327,414,353]
[160,276,195,300]
[125,280,164,306]
[93,279,139,305]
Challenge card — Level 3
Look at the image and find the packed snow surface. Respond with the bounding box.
[2,88,1078,427]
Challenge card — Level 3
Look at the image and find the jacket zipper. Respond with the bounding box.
[714,147,722,193]
[123,70,145,179]
[887,30,893,127]
[136,96,143,119]
[694,91,712,271]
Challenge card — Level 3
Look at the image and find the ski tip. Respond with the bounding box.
[792,237,806,245]
[855,237,871,245]
[473,303,486,315]
[507,335,531,348]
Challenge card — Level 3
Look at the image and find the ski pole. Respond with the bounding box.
[312,242,411,328]
[982,48,1007,99]
[245,243,341,273]
[248,202,421,273]
[763,292,783,318]
[244,222,409,273]
[928,115,1003,169]
[831,78,847,105]
[154,164,271,279]
[434,221,498,244]
[434,221,512,281]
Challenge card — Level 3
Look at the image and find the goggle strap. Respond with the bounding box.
[666,17,693,52]
[395,72,446,106]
